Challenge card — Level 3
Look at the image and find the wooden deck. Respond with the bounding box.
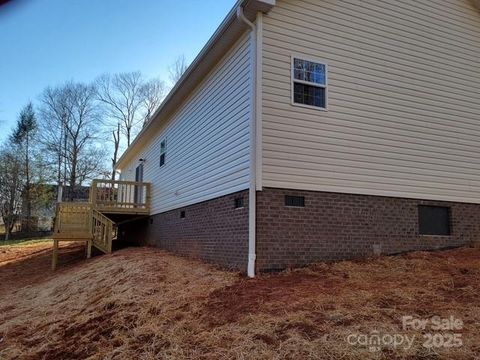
[90,180,151,215]
[52,180,151,269]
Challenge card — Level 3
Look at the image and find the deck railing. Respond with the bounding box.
[52,203,115,269]
[53,202,93,239]
[90,179,151,214]
[52,179,149,269]
[91,209,114,254]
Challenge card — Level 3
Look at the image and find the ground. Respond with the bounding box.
[0,240,479,360]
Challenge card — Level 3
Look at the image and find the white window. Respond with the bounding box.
[291,56,327,109]
[159,139,167,167]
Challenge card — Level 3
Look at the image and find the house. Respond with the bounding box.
[115,0,480,276]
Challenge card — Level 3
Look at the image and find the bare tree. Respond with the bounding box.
[39,82,106,200]
[38,85,71,186]
[168,55,188,85]
[95,72,145,148]
[110,121,121,180]
[76,146,109,185]
[95,72,143,180]
[141,77,166,127]
[95,72,165,180]
[0,146,24,240]
[11,103,37,230]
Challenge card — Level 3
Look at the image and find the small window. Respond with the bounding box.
[292,57,327,109]
[285,195,305,207]
[234,197,244,209]
[180,210,185,219]
[418,205,451,236]
[160,139,167,167]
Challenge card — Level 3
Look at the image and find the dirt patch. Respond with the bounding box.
[202,273,339,326]
[0,241,86,296]
[0,244,479,359]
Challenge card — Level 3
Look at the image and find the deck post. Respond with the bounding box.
[52,239,59,271]
[86,239,92,258]
[90,180,97,205]
[57,182,63,203]
[145,183,151,212]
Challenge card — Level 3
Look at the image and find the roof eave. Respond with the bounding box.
[116,0,275,170]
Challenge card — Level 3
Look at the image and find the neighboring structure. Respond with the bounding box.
[115,0,480,275]
[20,185,89,232]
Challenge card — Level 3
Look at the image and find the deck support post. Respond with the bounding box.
[52,239,59,271]
[86,239,92,258]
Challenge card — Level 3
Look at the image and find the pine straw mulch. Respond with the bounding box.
[0,242,479,359]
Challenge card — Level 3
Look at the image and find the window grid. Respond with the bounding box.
[291,55,328,110]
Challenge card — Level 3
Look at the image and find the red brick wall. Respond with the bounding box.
[120,187,480,272]
[256,188,480,271]
[119,190,249,270]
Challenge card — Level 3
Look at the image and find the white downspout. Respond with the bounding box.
[237,6,257,278]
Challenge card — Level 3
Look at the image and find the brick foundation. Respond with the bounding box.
[256,188,480,271]
[120,187,480,273]
[119,190,249,270]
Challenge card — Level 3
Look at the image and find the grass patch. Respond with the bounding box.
[0,237,52,247]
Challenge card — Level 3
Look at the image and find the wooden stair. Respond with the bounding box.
[52,203,115,270]
[51,180,150,270]
[91,209,115,254]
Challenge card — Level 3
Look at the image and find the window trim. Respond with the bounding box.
[291,54,328,111]
[159,138,167,168]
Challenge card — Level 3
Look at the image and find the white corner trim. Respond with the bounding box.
[255,12,263,191]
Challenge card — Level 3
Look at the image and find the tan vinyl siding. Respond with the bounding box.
[121,33,251,214]
[262,0,480,203]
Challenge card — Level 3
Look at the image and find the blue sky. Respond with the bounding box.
[0,0,235,141]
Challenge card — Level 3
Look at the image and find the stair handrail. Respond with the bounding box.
[91,209,114,254]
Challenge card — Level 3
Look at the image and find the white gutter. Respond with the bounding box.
[237,6,257,278]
